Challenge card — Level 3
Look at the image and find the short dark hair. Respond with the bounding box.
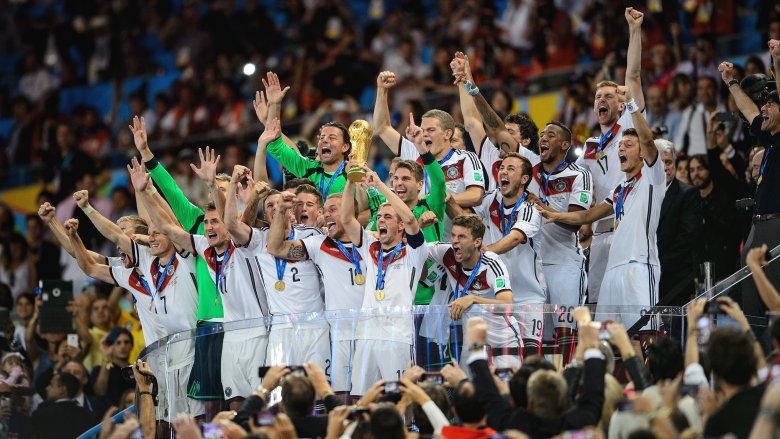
[56,372,81,399]
[411,383,449,434]
[706,326,757,386]
[320,122,352,157]
[687,154,711,174]
[646,337,683,383]
[452,214,486,240]
[294,184,324,208]
[546,120,572,143]
[500,153,533,188]
[394,160,424,182]
[509,355,556,408]
[369,403,405,439]
[280,375,315,417]
[284,178,311,191]
[204,202,218,213]
[452,381,485,423]
[505,113,539,152]
[623,128,639,140]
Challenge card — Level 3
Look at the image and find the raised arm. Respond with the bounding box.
[746,245,780,312]
[339,177,364,245]
[130,158,195,254]
[225,165,254,246]
[537,201,614,226]
[624,8,645,112]
[260,72,298,150]
[254,118,283,185]
[719,62,760,122]
[74,190,133,256]
[373,71,402,154]
[267,191,308,260]
[241,179,269,227]
[364,166,419,235]
[453,54,517,154]
[452,54,487,151]
[63,219,115,284]
[771,39,780,81]
[39,202,105,263]
[622,87,657,164]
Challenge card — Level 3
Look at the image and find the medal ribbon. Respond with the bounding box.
[499,192,528,237]
[320,161,346,197]
[758,147,772,185]
[597,124,619,155]
[376,241,403,290]
[274,229,296,284]
[541,160,567,202]
[214,244,232,293]
[614,181,631,223]
[334,240,362,276]
[453,256,482,300]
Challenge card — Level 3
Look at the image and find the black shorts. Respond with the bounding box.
[187,322,224,400]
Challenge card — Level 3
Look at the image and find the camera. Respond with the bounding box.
[255,411,275,427]
[384,381,400,394]
[422,372,443,385]
[121,365,136,383]
[348,407,370,420]
[494,368,513,381]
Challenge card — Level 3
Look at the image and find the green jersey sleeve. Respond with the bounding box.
[145,158,204,233]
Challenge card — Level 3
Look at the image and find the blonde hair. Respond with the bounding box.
[116,215,148,235]
[422,109,456,139]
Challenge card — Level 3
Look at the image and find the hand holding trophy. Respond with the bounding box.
[347,120,373,183]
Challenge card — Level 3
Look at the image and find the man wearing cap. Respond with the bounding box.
[719,39,780,320]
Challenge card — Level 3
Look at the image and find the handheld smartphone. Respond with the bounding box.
[255,411,275,427]
[202,423,225,439]
[715,112,734,122]
[422,372,443,385]
[679,384,700,398]
[258,366,270,378]
[384,381,401,394]
[591,321,611,340]
[121,365,136,384]
[67,333,79,348]
[494,368,513,381]
[705,300,724,315]
[348,407,370,420]
[696,315,711,345]
[616,399,635,412]
[288,365,307,376]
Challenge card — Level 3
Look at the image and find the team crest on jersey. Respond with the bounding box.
[166,265,175,276]
[225,387,232,397]
[554,180,567,192]
[446,166,459,179]
[472,280,482,289]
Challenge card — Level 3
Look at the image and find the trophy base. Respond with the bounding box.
[347,168,366,183]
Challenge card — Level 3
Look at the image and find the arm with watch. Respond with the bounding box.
[131,359,157,439]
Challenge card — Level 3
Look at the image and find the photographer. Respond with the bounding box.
[720,41,780,319]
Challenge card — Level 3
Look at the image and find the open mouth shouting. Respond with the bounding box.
[320,145,333,161]
[326,221,337,235]
[299,212,310,224]
[377,224,388,239]
[499,176,511,192]
[598,105,609,119]
[453,244,463,261]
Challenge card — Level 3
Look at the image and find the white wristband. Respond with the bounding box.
[82,206,95,215]
[625,99,639,114]
[146,186,157,195]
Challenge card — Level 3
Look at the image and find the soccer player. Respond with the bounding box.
[576,8,646,305]
[223,165,330,372]
[453,52,540,188]
[134,170,269,408]
[427,214,521,369]
[373,71,487,240]
[527,121,593,365]
[293,184,324,228]
[447,153,547,357]
[537,87,663,331]
[266,192,365,394]
[339,166,429,395]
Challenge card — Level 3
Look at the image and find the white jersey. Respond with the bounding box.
[527,162,592,265]
[109,265,165,345]
[576,110,637,232]
[479,137,540,190]
[398,137,487,240]
[473,190,546,304]
[131,242,198,336]
[355,229,428,343]
[242,225,325,328]
[604,158,666,271]
[300,235,367,340]
[190,236,269,333]
[426,245,521,347]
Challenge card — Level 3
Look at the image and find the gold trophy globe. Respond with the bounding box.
[347,120,373,182]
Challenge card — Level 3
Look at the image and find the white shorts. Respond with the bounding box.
[221,332,268,401]
[350,340,413,395]
[158,361,204,421]
[596,262,659,331]
[587,231,612,304]
[543,263,587,329]
[266,326,330,371]
[513,304,544,343]
[329,338,356,392]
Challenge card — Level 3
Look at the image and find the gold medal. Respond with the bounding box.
[375,289,385,301]
[596,151,604,160]
[275,280,286,291]
[355,274,365,285]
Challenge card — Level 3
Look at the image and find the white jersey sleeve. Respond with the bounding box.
[569,166,594,210]
[644,157,666,185]
[243,227,268,251]
[462,150,486,190]
[483,251,512,295]
[190,235,211,257]
[131,241,151,270]
[399,137,420,161]
[511,201,542,240]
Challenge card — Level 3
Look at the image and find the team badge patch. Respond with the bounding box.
[495,277,506,289]
[554,181,566,192]
[472,280,482,289]
[474,172,483,181]
[225,387,232,397]
[166,265,175,276]
[447,166,459,179]
[580,193,589,203]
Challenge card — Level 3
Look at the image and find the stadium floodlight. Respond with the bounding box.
[574,147,583,156]
[243,63,256,76]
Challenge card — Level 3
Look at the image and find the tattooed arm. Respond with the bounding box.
[266,191,309,261]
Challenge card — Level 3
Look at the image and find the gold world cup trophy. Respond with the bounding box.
[347,120,373,182]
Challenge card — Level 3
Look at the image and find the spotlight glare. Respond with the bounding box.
[243,63,256,76]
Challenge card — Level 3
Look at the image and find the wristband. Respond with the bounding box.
[146,186,157,195]
[139,391,153,397]
[82,206,95,215]
[625,99,639,114]
[465,81,480,96]
[728,79,739,88]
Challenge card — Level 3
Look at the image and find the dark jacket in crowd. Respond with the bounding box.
[288,393,345,438]
[31,400,94,439]
[703,382,766,439]
[657,178,701,305]
[470,356,605,438]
